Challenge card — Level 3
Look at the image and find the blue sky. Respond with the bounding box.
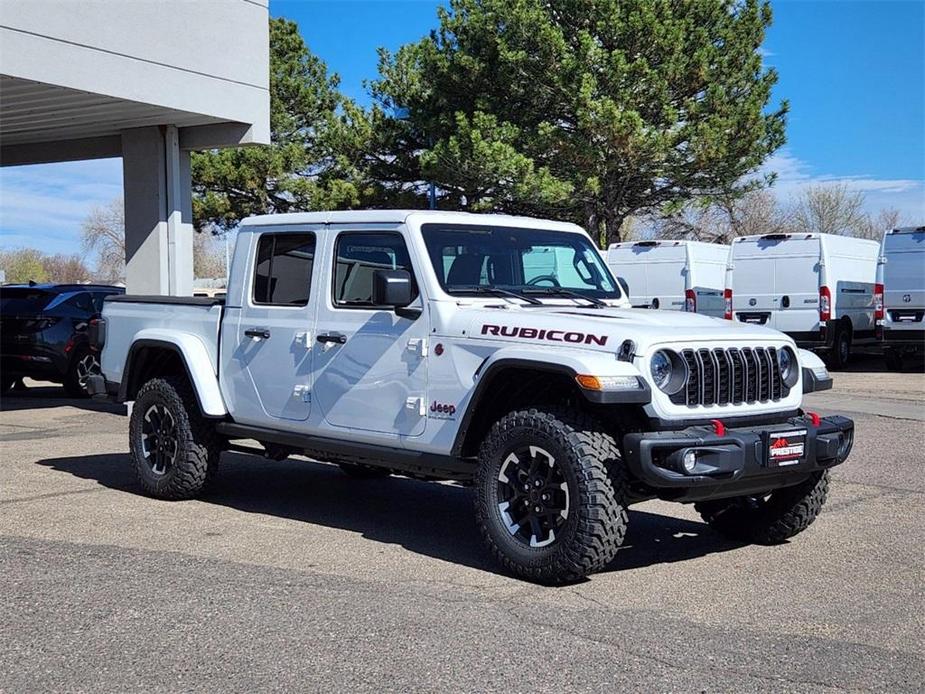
[1,0,922,257]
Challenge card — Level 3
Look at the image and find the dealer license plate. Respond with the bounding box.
[767,429,807,466]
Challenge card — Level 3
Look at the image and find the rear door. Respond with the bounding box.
[607,246,648,307]
[223,230,318,426]
[884,231,925,308]
[644,244,686,310]
[732,237,820,332]
[883,230,925,329]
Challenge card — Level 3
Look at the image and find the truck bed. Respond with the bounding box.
[100,295,224,389]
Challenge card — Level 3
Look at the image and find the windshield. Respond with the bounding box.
[421,224,623,301]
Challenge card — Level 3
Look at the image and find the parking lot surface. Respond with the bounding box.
[1,357,923,692]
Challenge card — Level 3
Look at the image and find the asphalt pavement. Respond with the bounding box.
[1,355,923,692]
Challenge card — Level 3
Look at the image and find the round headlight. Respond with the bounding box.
[778,347,799,387]
[650,350,673,390]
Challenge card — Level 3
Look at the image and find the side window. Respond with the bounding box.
[252,233,316,306]
[65,292,95,314]
[333,232,418,307]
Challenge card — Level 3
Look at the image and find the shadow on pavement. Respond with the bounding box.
[36,450,745,579]
[0,384,126,415]
[837,351,925,374]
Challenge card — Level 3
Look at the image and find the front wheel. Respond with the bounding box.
[129,377,222,500]
[474,408,628,584]
[695,471,830,544]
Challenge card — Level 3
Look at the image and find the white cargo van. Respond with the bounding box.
[726,233,879,368]
[606,240,730,317]
[876,226,925,370]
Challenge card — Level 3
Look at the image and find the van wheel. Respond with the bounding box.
[129,377,222,500]
[63,347,100,397]
[695,471,829,544]
[474,408,628,584]
[828,326,851,370]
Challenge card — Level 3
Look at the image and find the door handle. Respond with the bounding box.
[244,327,271,339]
[316,333,347,345]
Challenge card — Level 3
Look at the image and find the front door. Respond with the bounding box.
[223,231,317,425]
[313,229,429,438]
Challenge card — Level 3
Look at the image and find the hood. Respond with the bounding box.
[454,303,792,353]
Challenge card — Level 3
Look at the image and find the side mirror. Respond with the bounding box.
[372,269,413,308]
[617,276,629,296]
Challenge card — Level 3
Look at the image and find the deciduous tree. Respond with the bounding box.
[81,198,126,282]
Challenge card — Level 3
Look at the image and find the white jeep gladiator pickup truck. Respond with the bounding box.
[89,210,853,583]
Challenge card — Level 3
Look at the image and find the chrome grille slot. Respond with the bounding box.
[670,346,788,407]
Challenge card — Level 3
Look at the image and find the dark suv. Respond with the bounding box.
[1,283,124,396]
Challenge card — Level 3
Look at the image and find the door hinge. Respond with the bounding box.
[405,396,426,416]
[406,338,428,357]
[293,384,311,403]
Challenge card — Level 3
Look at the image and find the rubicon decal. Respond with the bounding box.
[481,324,608,346]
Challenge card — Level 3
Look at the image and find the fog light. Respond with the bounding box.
[837,430,854,462]
[682,450,697,473]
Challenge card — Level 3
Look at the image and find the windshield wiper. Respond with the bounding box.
[523,287,608,308]
[453,286,543,305]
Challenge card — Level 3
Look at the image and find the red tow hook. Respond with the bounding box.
[806,411,821,428]
[710,419,726,437]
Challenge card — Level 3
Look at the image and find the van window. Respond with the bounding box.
[333,232,417,307]
[253,233,316,306]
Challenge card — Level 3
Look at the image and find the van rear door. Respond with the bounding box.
[883,230,925,311]
[732,236,820,332]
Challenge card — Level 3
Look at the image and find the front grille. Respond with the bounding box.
[671,347,786,406]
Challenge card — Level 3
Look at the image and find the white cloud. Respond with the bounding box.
[758,149,925,222]
[0,159,123,256]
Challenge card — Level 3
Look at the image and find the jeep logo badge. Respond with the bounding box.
[903,294,912,303]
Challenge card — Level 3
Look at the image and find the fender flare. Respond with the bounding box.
[450,350,649,457]
[120,333,227,417]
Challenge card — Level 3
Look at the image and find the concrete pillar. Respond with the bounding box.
[121,125,193,295]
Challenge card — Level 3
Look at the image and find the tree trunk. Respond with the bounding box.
[601,213,627,249]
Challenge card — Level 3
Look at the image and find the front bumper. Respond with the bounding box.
[623,414,853,503]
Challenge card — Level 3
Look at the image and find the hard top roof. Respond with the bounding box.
[239,209,585,232]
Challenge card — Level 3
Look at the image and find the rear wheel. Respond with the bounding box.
[63,347,100,397]
[828,325,851,370]
[474,408,628,584]
[695,471,829,544]
[129,377,222,500]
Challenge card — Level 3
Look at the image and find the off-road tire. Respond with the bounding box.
[828,325,851,371]
[695,471,830,544]
[63,346,98,398]
[474,408,628,584]
[337,462,391,479]
[129,377,222,500]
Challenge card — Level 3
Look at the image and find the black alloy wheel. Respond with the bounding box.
[141,403,180,476]
[496,445,570,548]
